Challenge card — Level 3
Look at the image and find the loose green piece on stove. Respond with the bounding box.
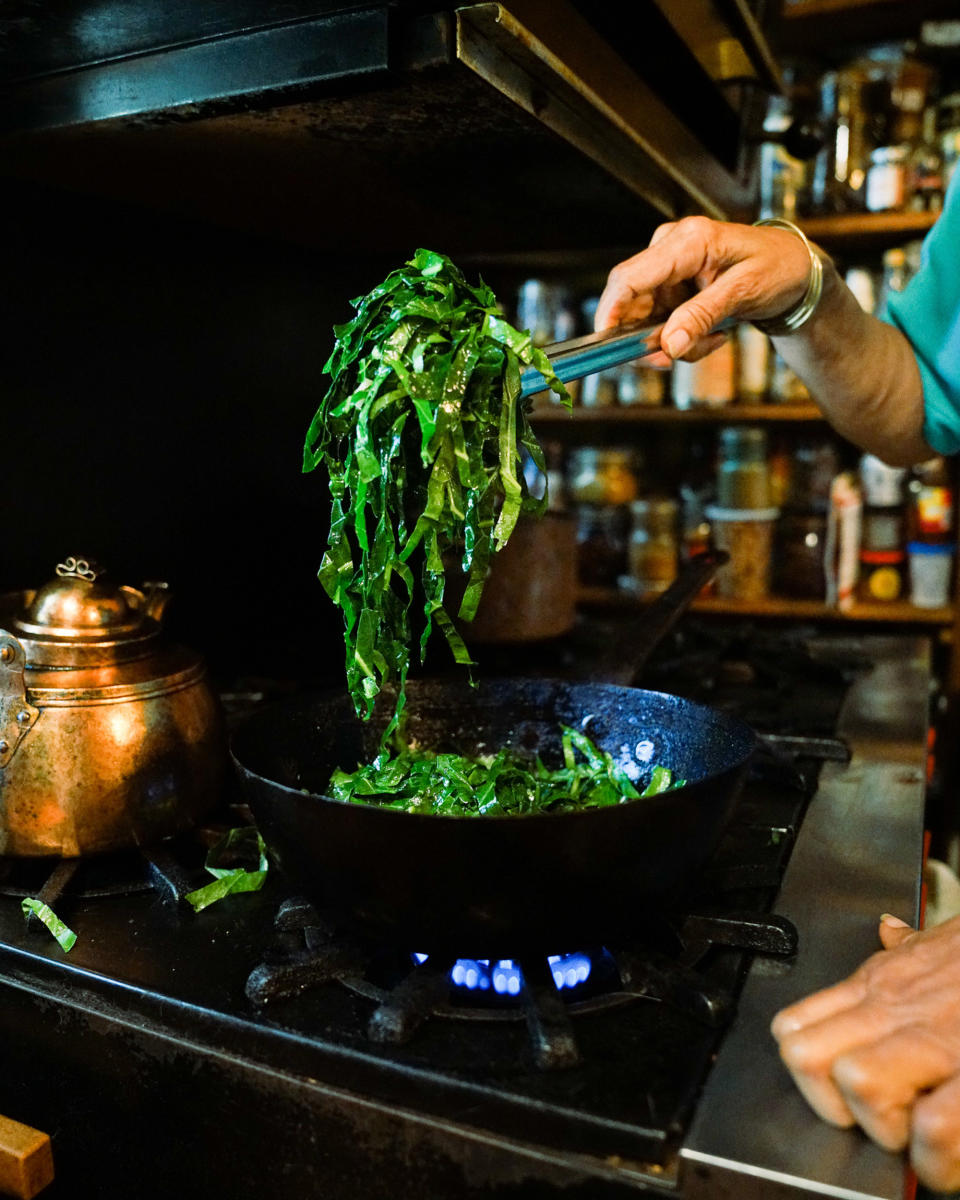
[21,897,77,953]
[327,725,685,817]
[185,827,269,913]
[303,248,570,735]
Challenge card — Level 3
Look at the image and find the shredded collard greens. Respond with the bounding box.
[185,827,269,913]
[303,248,570,732]
[22,897,77,952]
[328,725,684,817]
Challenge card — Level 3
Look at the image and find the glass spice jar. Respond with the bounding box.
[716,426,771,509]
[628,497,679,595]
[575,504,628,587]
[567,448,639,507]
[672,339,736,409]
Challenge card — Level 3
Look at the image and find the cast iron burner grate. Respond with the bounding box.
[245,896,798,1070]
[0,811,254,918]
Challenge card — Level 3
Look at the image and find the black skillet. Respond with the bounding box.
[230,551,757,956]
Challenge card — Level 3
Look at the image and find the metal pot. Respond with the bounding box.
[0,556,223,857]
[458,512,577,644]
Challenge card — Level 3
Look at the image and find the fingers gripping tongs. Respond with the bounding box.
[518,316,735,399]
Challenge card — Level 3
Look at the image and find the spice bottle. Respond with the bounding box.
[866,144,908,212]
[940,92,960,189]
[575,505,628,587]
[716,426,771,509]
[907,106,944,212]
[857,452,907,602]
[908,457,954,545]
[672,340,736,409]
[567,448,639,507]
[628,498,679,595]
[736,324,771,402]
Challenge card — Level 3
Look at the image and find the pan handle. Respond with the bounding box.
[588,550,728,688]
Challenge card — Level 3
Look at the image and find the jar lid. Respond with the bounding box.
[568,446,637,467]
[907,541,954,556]
[630,497,678,517]
[870,144,909,164]
[719,426,767,461]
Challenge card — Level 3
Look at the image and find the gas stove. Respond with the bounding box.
[0,633,928,1200]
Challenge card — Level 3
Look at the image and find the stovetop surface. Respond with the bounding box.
[0,750,812,1168]
[0,626,924,1200]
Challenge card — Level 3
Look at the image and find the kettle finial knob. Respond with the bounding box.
[55,557,102,583]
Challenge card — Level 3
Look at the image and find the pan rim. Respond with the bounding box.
[229,677,758,825]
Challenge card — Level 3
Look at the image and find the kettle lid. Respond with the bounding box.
[11,557,166,667]
[17,557,146,639]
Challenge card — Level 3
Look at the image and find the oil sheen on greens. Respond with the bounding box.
[303,248,569,733]
[328,726,683,817]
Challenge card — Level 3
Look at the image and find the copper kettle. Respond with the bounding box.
[0,556,223,857]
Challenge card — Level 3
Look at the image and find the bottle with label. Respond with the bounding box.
[672,340,736,409]
[940,92,960,189]
[812,65,876,213]
[857,453,908,603]
[759,94,804,222]
[907,106,944,212]
[628,498,679,595]
[567,448,639,507]
[736,324,771,402]
[575,505,628,587]
[908,457,955,545]
[717,426,771,509]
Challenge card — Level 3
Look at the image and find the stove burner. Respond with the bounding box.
[244,897,797,1069]
[0,851,154,902]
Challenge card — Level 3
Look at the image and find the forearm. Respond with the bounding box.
[773,255,933,467]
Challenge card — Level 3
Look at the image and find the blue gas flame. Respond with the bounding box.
[411,953,593,995]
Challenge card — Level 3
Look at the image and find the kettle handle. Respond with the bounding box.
[0,631,40,768]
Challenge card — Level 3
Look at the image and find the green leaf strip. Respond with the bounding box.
[185,827,269,913]
[21,897,77,952]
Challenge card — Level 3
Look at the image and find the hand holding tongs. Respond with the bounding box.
[519,316,735,398]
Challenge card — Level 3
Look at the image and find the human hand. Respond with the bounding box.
[771,913,960,1193]
[593,217,813,366]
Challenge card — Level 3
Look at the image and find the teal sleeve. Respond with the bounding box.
[881,176,960,455]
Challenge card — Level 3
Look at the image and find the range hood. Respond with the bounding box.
[0,0,777,257]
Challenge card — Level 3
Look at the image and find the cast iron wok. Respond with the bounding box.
[230,553,757,955]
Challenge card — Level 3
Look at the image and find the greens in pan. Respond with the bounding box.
[303,248,569,735]
[328,726,684,817]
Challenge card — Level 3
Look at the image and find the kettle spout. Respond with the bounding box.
[140,581,172,624]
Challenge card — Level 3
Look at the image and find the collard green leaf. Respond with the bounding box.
[21,898,77,952]
[185,827,269,913]
[304,249,570,726]
[327,726,683,817]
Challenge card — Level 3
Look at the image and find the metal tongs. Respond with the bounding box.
[519,315,735,398]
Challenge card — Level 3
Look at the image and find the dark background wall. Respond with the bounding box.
[0,179,424,686]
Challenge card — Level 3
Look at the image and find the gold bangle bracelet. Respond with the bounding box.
[751,217,824,337]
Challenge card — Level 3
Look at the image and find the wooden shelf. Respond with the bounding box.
[530,403,824,429]
[801,210,938,249]
[577,586,955,626]
[776,0,958,54]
